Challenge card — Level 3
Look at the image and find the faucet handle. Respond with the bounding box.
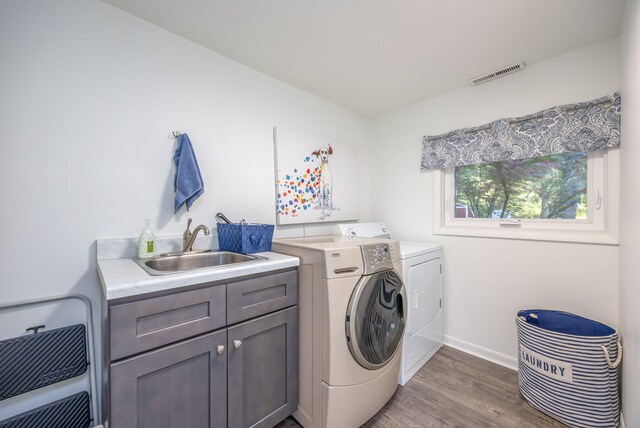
[183,218,193,252]
[183,218,193,240]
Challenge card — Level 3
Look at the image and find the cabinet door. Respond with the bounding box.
[110,330,227,428]
[228,307,298,428]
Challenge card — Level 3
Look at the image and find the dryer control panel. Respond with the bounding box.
[361,243,394,275]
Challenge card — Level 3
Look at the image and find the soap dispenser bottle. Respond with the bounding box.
[137,219,156,259]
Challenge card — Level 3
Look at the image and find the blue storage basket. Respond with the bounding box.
[217,223,274,254]
[516,310,621,428]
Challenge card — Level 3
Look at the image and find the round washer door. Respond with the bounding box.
[345,269,405,370]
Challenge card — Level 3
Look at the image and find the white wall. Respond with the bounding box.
[369,39,621,367]
[0,0,372,299]
[619,0,640,426]
[0,0,370,419]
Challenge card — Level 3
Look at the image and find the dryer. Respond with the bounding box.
[272,235,405,428]
[335,223,444,386]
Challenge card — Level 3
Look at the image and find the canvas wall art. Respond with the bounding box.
[274,127,359,225]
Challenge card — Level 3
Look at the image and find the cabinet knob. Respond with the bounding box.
[234,340,242,349]
[217,345,225,355]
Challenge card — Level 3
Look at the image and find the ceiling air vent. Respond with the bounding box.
[469,62,526,86]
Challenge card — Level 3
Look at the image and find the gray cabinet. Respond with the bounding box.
[228,307,298,428]
[227,271,297,325]
[110,285,227,361]
[106,270,298,428]
[110,330,228,428]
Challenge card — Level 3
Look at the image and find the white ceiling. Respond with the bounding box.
[102,0,625,117]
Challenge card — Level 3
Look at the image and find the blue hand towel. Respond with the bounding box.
[173,133,204,212]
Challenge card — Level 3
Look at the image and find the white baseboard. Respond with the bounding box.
[444,335,518,371]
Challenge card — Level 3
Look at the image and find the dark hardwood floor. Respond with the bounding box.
[276,346,566,427]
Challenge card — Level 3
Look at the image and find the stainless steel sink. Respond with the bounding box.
[135,250,268,276]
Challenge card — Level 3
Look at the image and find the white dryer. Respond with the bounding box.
[335,223,444,385]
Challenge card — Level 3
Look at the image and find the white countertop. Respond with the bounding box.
[98,251,300,301]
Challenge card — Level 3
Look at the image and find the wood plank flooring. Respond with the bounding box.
[276,346,566,427]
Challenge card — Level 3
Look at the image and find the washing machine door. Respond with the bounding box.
[345,269,405,370]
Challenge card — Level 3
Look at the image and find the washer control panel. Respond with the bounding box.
[361,243,394,274]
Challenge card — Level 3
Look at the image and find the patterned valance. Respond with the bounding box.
[421,92,620,170]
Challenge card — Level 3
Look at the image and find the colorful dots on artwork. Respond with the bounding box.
[276,157,323,217]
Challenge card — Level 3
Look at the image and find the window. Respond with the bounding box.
[454,152,588,220]
[433,150,619,244]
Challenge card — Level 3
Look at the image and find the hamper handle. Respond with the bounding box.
[601,341,623,369]
[249,234,263,246]
[517,313,538,322]
[518,312,538,322]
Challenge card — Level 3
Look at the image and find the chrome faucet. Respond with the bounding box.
[182,218,211,252]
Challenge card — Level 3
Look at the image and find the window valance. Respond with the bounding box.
[421,92,620,170]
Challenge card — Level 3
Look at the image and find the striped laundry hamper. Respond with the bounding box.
[516,310,621,428]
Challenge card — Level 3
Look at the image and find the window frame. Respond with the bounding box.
[433,149,619,245]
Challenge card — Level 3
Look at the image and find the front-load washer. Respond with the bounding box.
[335,223,444,385]
[272,235,405,428]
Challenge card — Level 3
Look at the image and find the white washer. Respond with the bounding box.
[272,235,405,428]
[335,223,444,385]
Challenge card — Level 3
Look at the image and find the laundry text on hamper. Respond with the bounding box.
[519,344,574,383]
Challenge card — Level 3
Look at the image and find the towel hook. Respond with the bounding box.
[171,130,182,138]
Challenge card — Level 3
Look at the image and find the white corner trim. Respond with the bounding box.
[444,335,518,371]
[620,413,625,428]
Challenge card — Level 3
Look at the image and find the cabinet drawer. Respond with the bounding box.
[110,285,226,360]
[227,270,297,324]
